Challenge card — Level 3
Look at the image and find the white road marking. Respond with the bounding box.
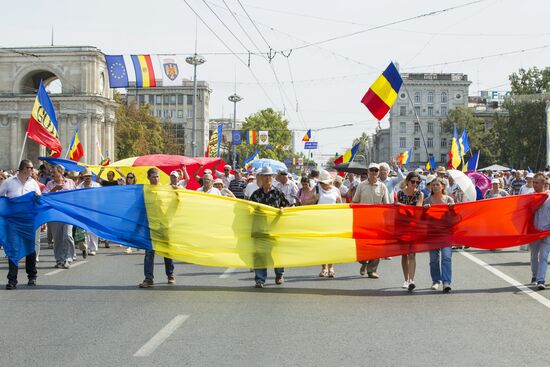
[134,315,189,357]
[460,251,550,310]
[219,268,236,278]
[44,261,88,276]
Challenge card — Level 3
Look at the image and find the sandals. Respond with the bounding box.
[328,270,336,278]
[319,269,328,277]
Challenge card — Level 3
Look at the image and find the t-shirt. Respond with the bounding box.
[197,186,221,196]
[352,180,389,204]
[424,195,454,205]
[519,184,534,195]
[0,175,41,198]
[509,178,526,195]
[44,177,76,193]
[317,186,341,204]
[228,178,246,199]
[484,189,509,199]
[77,181,101,189]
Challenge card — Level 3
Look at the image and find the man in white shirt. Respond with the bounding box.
[0,160,41,289]
[273,170,298,206]
[244,175,260,200]
[215,164,235,188]
[197,174,221,195]
[519,173,535,195]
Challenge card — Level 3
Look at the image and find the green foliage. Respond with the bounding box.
[114,92,182,159]
[237,108,292,163]
[509,67,550,95]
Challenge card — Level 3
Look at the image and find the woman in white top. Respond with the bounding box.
[317,170,342,278]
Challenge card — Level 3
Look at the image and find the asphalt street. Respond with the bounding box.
[1,240,549,367]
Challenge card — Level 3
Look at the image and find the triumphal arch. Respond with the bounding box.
[0,46,117,169]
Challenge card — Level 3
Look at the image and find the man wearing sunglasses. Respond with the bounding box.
[352,163,389,279]
[0,160,42,290]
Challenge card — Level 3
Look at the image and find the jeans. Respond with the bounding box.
[144,250,174,281]
[530,237,550,283]
[7,252,37,286]
[255,268,284,284]
[429,247,452,284]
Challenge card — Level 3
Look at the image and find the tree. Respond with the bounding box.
[509,67,550,95]
[237,108,292,164]
[440,106,499,167]
[114,92,182,159]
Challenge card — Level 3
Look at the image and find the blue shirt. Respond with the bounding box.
[379,167,405,204]
[534,192,550,231]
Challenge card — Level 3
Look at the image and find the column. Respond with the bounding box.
[9,114,19,168]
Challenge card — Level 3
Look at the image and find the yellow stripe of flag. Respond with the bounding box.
[137,55,151,88]
[369,74,398,107]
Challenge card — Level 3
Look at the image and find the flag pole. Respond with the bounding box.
[18,132,28,164]
[403,84,430,163]
[65,124,81,159]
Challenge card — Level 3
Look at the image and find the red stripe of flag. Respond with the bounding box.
[144,55,156,87]
[361,89,390,121]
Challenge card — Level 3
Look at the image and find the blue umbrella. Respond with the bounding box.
[250,158,287,173]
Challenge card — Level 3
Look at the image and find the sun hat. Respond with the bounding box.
[436,166,446,173]
[368,163,380,170]
[256,166,276,176]
[425,174,436,184]
[318,169,332,184]
[81,168,93,177]
[213,178,223,185]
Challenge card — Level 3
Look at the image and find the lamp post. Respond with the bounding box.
[185,54,206,157]
[228,93,243,167]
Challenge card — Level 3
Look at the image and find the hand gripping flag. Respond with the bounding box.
[68,128,84,162]
[302,129,311,142]
[361,62,403,120]
[333,143,360,165]
[27,81,62,157]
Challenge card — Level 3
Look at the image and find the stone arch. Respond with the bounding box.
[13,64,66,95]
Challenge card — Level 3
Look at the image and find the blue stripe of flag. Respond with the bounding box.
[131,55,143,88]
[382,62,403,93]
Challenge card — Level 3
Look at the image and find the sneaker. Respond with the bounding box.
[124,248,133,254]
[5,283,17,290]
[27,279,36,286]
[431,282,440,290]
[62,261,71,269]
[402,280,410,289]
[537,282,546,290]
[89,251,96,256]
[531,277,537,285]
[367,272,379,279]
[359,263,367,276]
[275,275,284,285]
[139,279,154,288]
[254,282,264,288]
[104,241,110,248]
[408,281,416,291]
[167,276,176,284]
[54,263,62,268]
[82,249,87,259]
[443,283,452,293]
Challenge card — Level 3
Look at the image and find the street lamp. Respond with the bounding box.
[228,93,243,167]
[185,54,206,157]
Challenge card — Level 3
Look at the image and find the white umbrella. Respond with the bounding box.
[478,164,511,171]
[447,169,476,202]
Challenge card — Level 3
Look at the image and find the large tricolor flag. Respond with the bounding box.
[131,54,157,88]
[361,62,403,120]
[27,81,62,157]
[397,148,412,167]
[68,128,84,162]
[245,130,258,145]
[333,143,360,165]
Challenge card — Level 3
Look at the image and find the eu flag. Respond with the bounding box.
[232,130,242,145]
[105,55,129,88]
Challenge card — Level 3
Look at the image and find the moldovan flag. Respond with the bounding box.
[131,54,157,88]
[302,129,311,142]
[27,81,62,157]
[68,128,84,162]
[397,149,412,167]
[333,143,360,165]
[361,62,403,120]
[245,130,258,144]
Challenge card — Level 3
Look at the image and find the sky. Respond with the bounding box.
[2,0,549,163]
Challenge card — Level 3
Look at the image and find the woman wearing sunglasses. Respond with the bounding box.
[396,172,424,291]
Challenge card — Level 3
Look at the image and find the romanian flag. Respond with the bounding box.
[333,143,360,165]
[245,130,258,145]
[27,81,62,157]
[302,129,311,142]
[397,149,412,167]
[244,149,259,170]
[361,62,403,120]
[2,188,550,266]
[131,54,157,88]
[68,128,84,162]
[426,156,436,171]
[450,127,462,169]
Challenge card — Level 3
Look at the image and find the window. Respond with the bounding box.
[414,138,420,149]
[414,153,420,162]
[400,137,406,148]
[155,95,162,104]
[427,106,433,116]
[170,95,177,104]
[414,122,420,134]
[414,106,421,116]
[440,153,447,163]
[156,110,162,118]
[441,92,448,103]
[440,138,447,148]
[163,95,169,104]
[427,137,433,148]
[414,92,421,104]
[178,94,184,104]
[149,95,155,104]
[399,121,406,133]
[428,122,434,133]
[441,106,448,116]
[399,106,406,116]
[187,95,193,105]
[186,109,193,119]
[138,95,145,104]
[427,91,434,104]
[177,110,183,118]
[169,110,175,119]
[163,110,169,118]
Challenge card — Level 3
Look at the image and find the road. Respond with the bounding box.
[1,241,549,367]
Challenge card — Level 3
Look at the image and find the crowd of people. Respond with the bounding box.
[1,159,549,293]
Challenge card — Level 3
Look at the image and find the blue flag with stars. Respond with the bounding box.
[105,55,129,88]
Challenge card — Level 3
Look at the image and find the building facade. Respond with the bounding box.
[126,81,211,157]
[0,46,117,169]
[386,73,471,166]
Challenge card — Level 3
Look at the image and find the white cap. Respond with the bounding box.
[414,168,423,173]
[491,178,500,184]
[213,178,223,185]
[368,163,380,170]
[526,173,535,179]
[170,170,180,178]
[426,174,436,184]
[224,164,232,170]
